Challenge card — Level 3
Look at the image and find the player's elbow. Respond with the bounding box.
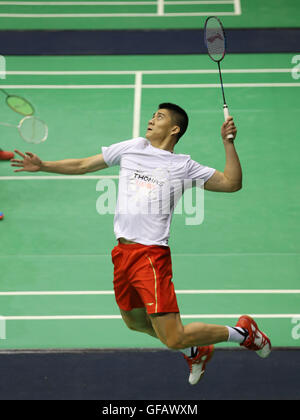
[224,174,242,192]
[230,181,242,192]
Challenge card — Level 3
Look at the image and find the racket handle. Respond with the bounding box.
[223,104,234,140]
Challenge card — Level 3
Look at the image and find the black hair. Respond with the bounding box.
[159,102,189,142]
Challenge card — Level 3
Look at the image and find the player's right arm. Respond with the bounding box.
[11,150,108,174]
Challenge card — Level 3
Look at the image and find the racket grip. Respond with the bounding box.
[223,104,230,120]
[223,105,234,140]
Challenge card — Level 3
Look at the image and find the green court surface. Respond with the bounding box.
[0,53,300,350]
[0,0,299,30]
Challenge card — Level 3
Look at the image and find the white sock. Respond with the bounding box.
[226,326,248,344]
[181,346,198,358]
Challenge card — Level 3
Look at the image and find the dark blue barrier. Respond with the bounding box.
[0,348,299,400]
[0,29,300,55]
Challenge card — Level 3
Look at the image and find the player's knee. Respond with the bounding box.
[124,319,138,331]
[123,318,149,333]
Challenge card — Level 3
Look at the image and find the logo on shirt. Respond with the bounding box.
[132,167,169,187]
[133,171,164,187]
[128,168,170,202]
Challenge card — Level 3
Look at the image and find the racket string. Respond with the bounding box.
[19,116,48,144]
[7,96,34,116]
[0,117,48,144]
[204,17,226,62]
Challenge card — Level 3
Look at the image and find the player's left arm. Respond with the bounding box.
[204,116,242,193]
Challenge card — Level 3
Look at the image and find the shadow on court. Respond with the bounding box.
[0,348,299,400]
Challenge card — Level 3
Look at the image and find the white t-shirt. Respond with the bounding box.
[102,137,215,246]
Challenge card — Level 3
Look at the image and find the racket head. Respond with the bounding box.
[6,95,35,116]
[18,116,48,144]
[204,16,226,62]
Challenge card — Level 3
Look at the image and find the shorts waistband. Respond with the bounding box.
[117,240,169,250]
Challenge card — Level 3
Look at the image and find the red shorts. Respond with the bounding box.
[111,241,179,314]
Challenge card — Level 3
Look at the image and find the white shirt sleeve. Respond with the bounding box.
[101,138,139,167]
[186,158,216,183]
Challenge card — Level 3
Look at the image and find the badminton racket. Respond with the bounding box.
[0,88,35,116]
[0,116,48,144]
[204,16,234,140]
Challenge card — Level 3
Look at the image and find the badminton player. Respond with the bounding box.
[11,103,271,385]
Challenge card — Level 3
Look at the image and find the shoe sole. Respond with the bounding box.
[190,346,214,385]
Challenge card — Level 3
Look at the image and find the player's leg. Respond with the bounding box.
[149,312,270,351]
[149,312,271,385]
[131,246,218,384]
[119,307,216,384]
[120,307,158,338]
[149,312,228,349]
[119,307,228,347]
[149,313,220,385]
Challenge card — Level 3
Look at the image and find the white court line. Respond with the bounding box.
[164,0,234,4]
[2,314,300,320]
[182,314,300,319]
[173,253,300,257]
[0,85,135,89]
[157,0,164,15]
[177,290,300,294]
[132,71,142,138]
[0,253,299,257]
[142,83,300,88]
[0,83,299,90]
[4,69,292,75]
[0,290,299,296]
[0,12,238,17]
[0,175,119,180]
[233,0,241,15]
[0,1,235,5]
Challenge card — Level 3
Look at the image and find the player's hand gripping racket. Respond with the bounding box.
[204,16,234,140]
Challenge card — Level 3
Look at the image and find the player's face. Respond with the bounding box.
[146,109,175,142]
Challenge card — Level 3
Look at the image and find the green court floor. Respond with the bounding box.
[0,0,299,30]
[0,53,299,349]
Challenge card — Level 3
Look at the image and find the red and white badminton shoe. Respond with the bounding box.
[236,315,271,358]
[183,345,214,385]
